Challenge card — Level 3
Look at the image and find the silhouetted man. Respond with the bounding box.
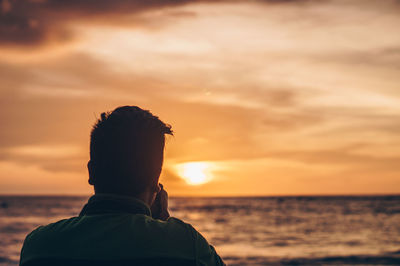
[20,106,225,266]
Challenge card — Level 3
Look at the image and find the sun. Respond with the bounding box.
[176,162,213,185]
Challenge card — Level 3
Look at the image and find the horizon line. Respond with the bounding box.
[1,193,399,198]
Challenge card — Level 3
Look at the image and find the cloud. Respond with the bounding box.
[267,146,400,171]
[0,0,217,47]
[1,0,399,194]
[0,145,87,173]
[0,49,398,174]
[0,0,328,47]
[0,58,324,174]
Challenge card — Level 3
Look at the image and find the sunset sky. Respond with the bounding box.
[1,0,399,196]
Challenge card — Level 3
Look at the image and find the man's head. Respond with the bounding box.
[87,106,173,197]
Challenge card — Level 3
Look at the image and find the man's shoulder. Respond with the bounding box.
[27,214,188,233]
[24,216,80,240]
[21,215,224,266]
[26,215,193,243]
[21,215,196,260]
[159,216,191,230]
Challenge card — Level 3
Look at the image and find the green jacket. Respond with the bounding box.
[20,194,225,266]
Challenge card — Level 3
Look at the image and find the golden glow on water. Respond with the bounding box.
[176,162,213,185]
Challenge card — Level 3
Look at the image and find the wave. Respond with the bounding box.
[283,254,400,265]
[224,253,400,266]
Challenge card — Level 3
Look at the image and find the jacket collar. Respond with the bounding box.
[79,193,152,217]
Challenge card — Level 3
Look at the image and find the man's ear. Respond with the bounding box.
[87,160,95,185]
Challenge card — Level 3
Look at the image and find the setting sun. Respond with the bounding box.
[176,162,213,185]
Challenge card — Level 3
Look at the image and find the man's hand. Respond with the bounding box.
[150,183,170,221]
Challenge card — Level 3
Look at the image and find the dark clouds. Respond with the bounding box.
[0,0,266,47]
[0,0,311,47]
[0,0,195,46]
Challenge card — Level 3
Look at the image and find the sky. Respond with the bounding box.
[0,0,399,196]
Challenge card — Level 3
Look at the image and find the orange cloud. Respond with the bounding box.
[0,0,399,195]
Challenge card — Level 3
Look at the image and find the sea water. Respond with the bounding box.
[0,196,399,265]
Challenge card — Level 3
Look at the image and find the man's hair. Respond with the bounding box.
[89,106,173,195]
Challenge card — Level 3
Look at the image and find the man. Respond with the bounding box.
[20,106,225,266]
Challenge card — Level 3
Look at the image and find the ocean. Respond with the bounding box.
[0,196,399,265]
